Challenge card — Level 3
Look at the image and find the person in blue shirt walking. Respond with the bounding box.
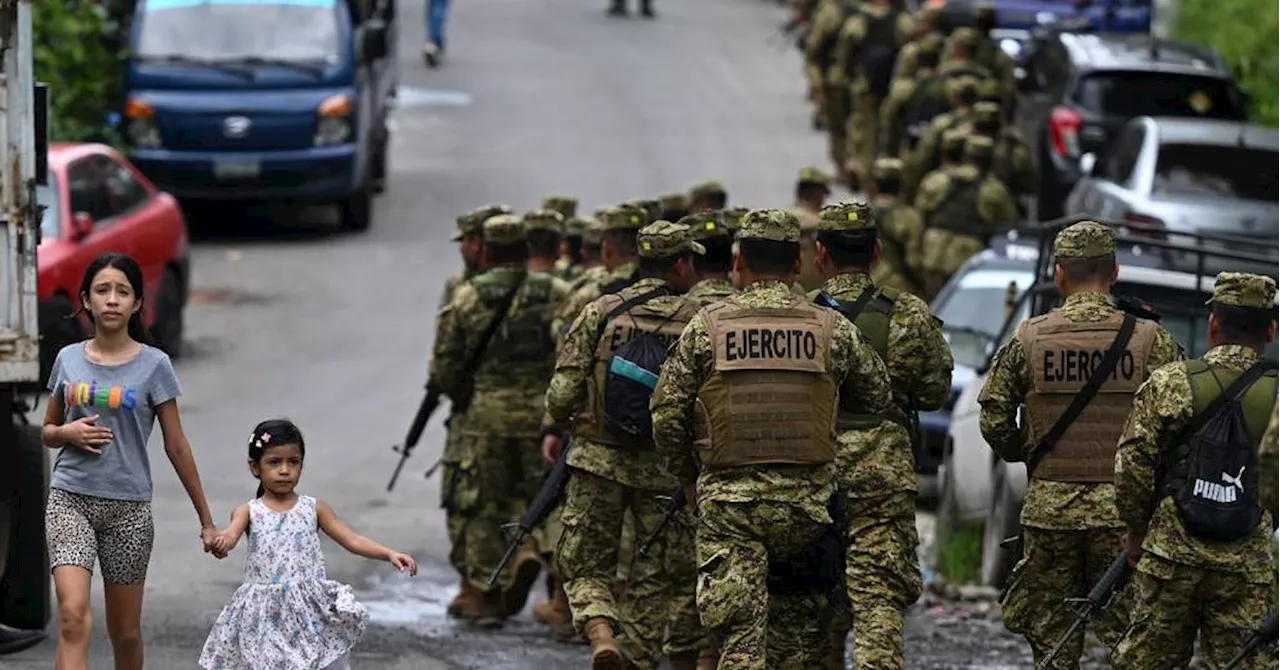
[423,0,450,67]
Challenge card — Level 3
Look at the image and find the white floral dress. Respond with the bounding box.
[200,496,369,670]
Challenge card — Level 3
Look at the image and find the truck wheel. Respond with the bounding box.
[340,188,373,232]
[151,269,185,359]
[980,463,1021,588]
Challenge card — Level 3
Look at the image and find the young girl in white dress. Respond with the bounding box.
[199,419,418,670]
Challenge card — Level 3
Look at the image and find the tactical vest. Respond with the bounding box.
[575,287,698,447]
[694,298,839,469]
[833,285,899,432]
[819,2,864,71]
[925,174,982,233]
[853,10,901,98]
[991,133,1025,188]
[473,272,557,386]
[1018,310,1160,482]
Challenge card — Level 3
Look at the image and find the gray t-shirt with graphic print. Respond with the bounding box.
[47,342,182,502]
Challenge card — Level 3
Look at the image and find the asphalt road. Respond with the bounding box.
[7,0,1052,667]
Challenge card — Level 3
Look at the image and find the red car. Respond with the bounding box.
[36,142,190,383]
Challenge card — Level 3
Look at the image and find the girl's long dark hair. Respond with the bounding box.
[78,253,152,345]
[248,419,306,498]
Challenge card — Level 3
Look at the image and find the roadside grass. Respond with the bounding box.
[1174,0,1279,126]
[938,520,984,585]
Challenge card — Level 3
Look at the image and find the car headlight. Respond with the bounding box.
[315,94,353,146]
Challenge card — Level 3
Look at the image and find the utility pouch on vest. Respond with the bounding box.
[1025,313,1136,478]
[453,276,526,413]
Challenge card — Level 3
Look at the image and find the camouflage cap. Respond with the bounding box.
[797,166,832,189]
[563,216,588,238]
[540,194,578,219]
[659,191,689,214]
[964,133,995,158]
[977,78,1001,102]
[598,205,647,231]
[719,206,749,232]
[580,217,604,246]
[1053,220,1116,259]
[941,128,969,153]
[973,101,1001,126]
[948,27,983,48]
[638,198,663,224]
[738,208,800,243]
[679,211,732,240]
[872,157,905,179]
[689,179,727,201]
[453,204,514,241]
[817,200,876,232]
[483,214,526,245]
[522,208,564,235]
[944,75,980,99]
[619,199,658,226]
[1209,272,1278,308]
[637,221,706,258]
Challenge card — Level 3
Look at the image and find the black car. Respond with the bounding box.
[1016,28,1250,219]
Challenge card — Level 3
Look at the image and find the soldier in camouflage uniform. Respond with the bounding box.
[525,209,565,275]
[879,32,943,159]
[979,222,1184,668]
[556,216,592,282]
[914,134,1019,298]
[543,194,579,221]
[967,102,1038,213]
[804,0,863,177]
[544,222,709,670]
[793,166,833,293]
[903,75,981,202]
[689,180,729,214]
[682,212,738,307]
[661,192,691,223]
[811,200,952,669]
[1260,401,1279,522]
[625,197,664,227]
[554,204,650,339]
[971,3,1017,120]
[831,0,914,188]
[887,2,941,82]
[1113,272,1279,670]
[651,209,897,670]
[563,217,607,288]
[433,203,509,620]
[867,158,927,297]
[431,214,572,627]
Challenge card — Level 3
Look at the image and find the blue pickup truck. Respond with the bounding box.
[120,0,397,231]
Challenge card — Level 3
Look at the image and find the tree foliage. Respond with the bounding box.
[33,0,127,144]
[1175,0,1279,126]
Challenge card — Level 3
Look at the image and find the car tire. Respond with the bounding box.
[151,269,185,359]
[980,462,1021,588]
[340,187,373,232]
[38,295,84,388]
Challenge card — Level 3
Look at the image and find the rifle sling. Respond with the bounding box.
[455,275,528,409]
[1025,313,1136,477]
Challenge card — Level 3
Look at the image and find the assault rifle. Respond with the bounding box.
[637,486,687,558]
[488,437,573,588]
[1038,553,1131,669]
[386,384,443,491]
[1224,610,1279,670]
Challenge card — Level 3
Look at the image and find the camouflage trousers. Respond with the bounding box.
[1001,526,1131,669]
[843,88,884,187]
[842,504,923,670]
[823,83,852,174]
[446,434,542,593]
[697,499,828,670]
[557,469,705,669]
[442,463,468,578]
[1114,553,1278,670]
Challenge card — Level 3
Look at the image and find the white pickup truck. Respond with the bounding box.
[934,219,1280,587]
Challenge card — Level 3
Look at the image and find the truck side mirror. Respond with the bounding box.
[360,20,389,62]
[72,211,94,240]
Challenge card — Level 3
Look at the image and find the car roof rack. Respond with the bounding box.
[1014,215,1279,318]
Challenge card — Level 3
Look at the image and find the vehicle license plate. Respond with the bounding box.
[212,158,261,179]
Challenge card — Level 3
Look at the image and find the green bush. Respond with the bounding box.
[938,520,983,585]
[1174,0,1279,126]
[34,0,126,144]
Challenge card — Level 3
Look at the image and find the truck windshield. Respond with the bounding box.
[135,0,342,64]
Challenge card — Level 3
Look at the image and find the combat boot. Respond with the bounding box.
[697,659,717,670]
[668,651,698,670]
[607,0,626,16]
[639,0,655,17]
[502,539,544,616]
[586,618,623,670]
[473,590,507,629]
[446,581,483,620]
[533,581,579,642]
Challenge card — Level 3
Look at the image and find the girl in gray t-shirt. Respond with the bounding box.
[41,253,219,667]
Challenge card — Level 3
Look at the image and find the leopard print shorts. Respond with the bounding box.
[46,488,154,585]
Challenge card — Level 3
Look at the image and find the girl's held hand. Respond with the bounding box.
[200,526,221,555]
[62,415,113,454]
[389,552,418,576]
